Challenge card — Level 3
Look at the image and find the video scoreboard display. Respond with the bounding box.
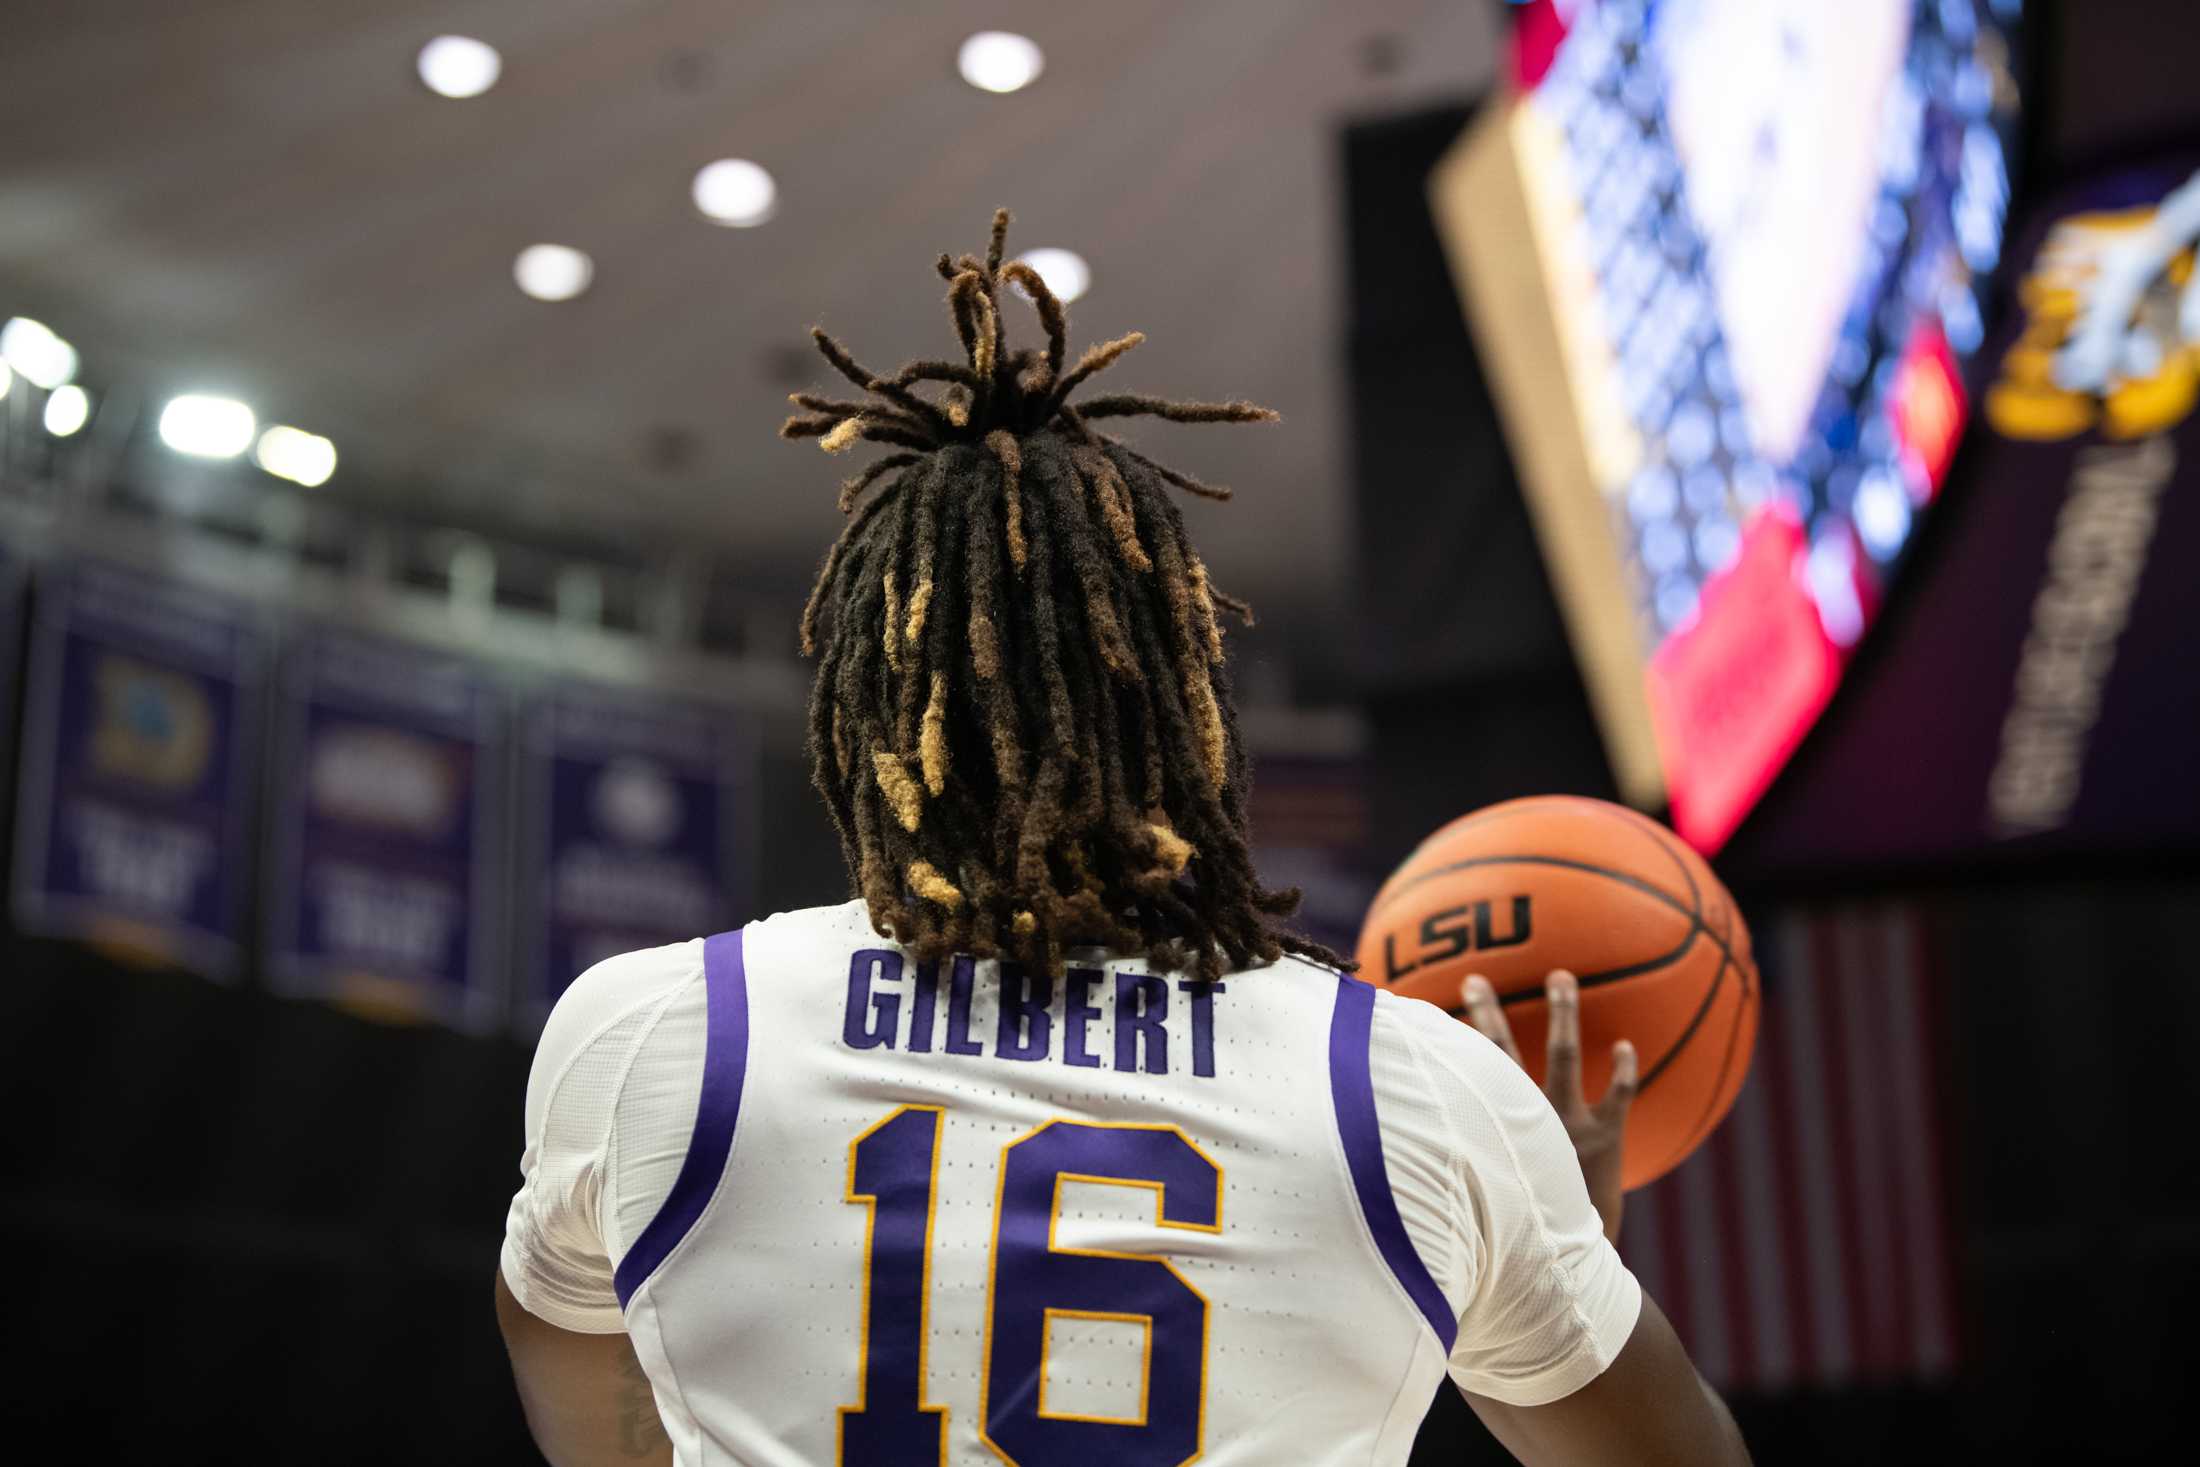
[1437,0,2023,850]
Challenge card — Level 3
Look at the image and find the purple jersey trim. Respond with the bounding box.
[614,926,750,1307]
[1328,974,1460,1352]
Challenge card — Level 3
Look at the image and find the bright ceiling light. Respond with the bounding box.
[0,360,11,400]
[692,159,777,227]
[1014,247,1090,303]
[159,394,257,458]
[2,316,79,389]
[514,243,593,301]
[43,384,90,437]
[255,425,338,487]
[418,36,502,99]
[958,31,1044,93]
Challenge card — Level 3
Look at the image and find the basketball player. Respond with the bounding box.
[495,214,1751,1466]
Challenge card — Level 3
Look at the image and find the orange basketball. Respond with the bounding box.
[1355,795,1758,1190]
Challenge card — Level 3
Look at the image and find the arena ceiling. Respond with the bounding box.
[0,0,1497,662]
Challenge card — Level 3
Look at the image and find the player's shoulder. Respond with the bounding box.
[538,938,708,1068]
[738,898,892,968]
[743,897,876,942]
[1366,981,1545,1109]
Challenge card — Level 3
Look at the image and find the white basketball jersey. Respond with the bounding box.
[502,901,1639,1466]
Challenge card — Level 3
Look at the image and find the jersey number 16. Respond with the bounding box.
[838,1106,1222,1467]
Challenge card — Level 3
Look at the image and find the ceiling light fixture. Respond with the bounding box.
[418,36,502,99]
[514,243,593,301]
[692,159,778,227]
[159,394,257,458]
[1014,247,1090,303]
[43,384,90,437]
[255,425,338,487]
[958,32,1044,94]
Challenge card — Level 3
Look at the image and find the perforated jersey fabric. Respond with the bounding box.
[501,903,1640,1463]
[501,939,706,1333]
[1369,990,1641,1402]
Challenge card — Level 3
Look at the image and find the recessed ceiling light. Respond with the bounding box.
[514,243,593,301]
[418,36,502,99]
[692,159,777,227]
[43,384,90,437]
[1014,247,1090,304]
[958,31,1044,94]
[1,316,78,389]
[159,394,256,458]
[255,425,338,487]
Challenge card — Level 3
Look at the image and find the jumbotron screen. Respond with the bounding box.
[1436,0,2023,850]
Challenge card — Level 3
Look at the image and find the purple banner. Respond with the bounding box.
[517,687,749,1029]
[10,563,262,977]
[266,632,506,1031]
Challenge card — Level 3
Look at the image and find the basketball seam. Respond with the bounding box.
[1603,803,1707,919]
[1424,924,1701,1012]
[1650,899,1756,1179]
[1434,937,1713,1107]
[1635,945,1725,1095]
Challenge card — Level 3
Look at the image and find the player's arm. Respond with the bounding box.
[495,1271,671,1467]
[1461,1292,1749,1466]
[496,948,704,1466]
[1455,969,1749,1464]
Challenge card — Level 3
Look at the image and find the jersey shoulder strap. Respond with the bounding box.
[1326,973,1459,1350]
[613,924,750,1307]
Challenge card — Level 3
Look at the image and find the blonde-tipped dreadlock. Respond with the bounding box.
[789,209,1344,981]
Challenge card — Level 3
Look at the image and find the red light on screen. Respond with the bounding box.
[1891,319,1969,496]
[1648,508,1841,853]
[1509,0,1573,90]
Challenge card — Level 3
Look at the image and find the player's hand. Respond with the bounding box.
[1461,970,1637,1246]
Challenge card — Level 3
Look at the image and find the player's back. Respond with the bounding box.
[503,901,1640,1466]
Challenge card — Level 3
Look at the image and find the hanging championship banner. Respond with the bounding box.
[517,687,750,1030]
[266,632,507,1031]
[10,563,263,977]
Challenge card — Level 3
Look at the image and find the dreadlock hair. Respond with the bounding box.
[787,209,1348,983]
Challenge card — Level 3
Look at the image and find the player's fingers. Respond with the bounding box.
[1461,976,1522,1064]
[1544,970,1582,1103]
[1596,1039,1639,1124]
